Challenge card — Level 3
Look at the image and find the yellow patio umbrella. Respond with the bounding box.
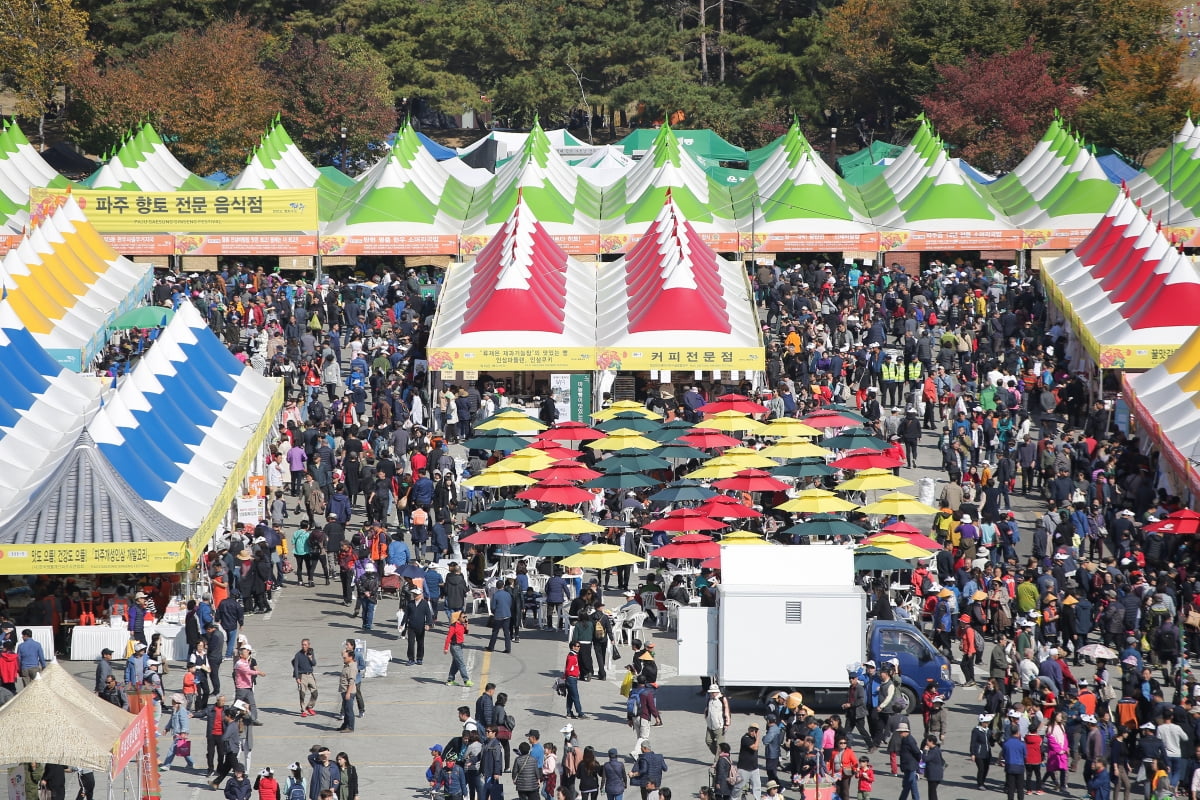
[529,511,606,535]
[701,410,766,434]
[559,543,645,569]
[684,455,748,480]
[717,447,777,469]
[859,492,941,517]
[776,489,860,514]
[761,419,823,438]
[835,469,914,492]
[857,536,932,560]
[587,429,659,451]
[592,401,663,421]
[497,448,558,471]
[759,438,833,459]
[721,529,775,545]
[463,469,537,488]
[475,409,548,432]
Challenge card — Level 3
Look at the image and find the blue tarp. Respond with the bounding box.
[1097,154,1140,185]
[417,132,457,161]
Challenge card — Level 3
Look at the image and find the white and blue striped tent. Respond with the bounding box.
[88,302,280,528]
[0,318,100,522]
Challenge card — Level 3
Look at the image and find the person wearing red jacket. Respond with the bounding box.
[444,612,472,687]
[563,641,583,719]
[252,766,279,800]
[0,643,17,693]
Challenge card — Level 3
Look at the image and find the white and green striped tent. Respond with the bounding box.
[462,120,601,237]
[0,120,69,236]
[734,121,875,237]
[457,128,588,162]
[83,122,218,192]
[1128,116,1200,227]
[323,121,482,238]
[226,116,353,220]
[599,123,737,236]
[988,117,1117,230]
[860,117,1010,233]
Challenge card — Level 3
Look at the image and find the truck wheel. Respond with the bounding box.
[900,686,919,715]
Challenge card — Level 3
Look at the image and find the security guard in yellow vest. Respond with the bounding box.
[880,354,903,406]
[905,356,923,394]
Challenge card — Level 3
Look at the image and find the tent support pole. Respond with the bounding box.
[314,254,324,284]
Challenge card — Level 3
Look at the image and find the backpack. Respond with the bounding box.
[627,687,643,716]
[286,780,306,800]
[706,696,725,730]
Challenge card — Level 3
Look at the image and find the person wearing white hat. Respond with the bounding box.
[161,693,195,771]
[705,685,731,755]
[969,714,994,789]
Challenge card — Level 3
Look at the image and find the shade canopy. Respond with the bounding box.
[0,662,136,771]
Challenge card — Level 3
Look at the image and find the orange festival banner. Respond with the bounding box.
[320,234,460,256]
[174,234,318,256]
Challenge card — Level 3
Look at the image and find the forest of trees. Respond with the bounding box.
[1,0,1198,175]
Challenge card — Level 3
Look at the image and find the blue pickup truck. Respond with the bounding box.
[867,620,955,711]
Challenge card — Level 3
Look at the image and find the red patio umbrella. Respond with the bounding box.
[652,537,720,560]
[712,468,789,494]
[644,509,727,532]
[697,495,764,519]
[460,520,538,546]
[530,460,604,482]
[516,479,595,506]
[699,554,721,570]
[881,521,922,535]
[697,393,770,415]
[537,422,605,441]
[830,452,904,470]
[1144,509,1200,535]
[864,530,943,551]
[802,412,863,429]
[525,440,582,459]
[678,428,743,449]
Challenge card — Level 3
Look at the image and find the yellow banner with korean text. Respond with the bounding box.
[428,347,597,371]
[30,188,319,233]
[0,540,194,575]
[598,346,765,371]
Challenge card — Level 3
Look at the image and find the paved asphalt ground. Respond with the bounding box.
[60,417,1085,800]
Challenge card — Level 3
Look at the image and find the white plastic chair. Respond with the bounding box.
[664,600,682,632]
[620,611,648,645]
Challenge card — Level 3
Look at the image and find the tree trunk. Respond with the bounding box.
[717,0,726,84]
[698,0,708,84]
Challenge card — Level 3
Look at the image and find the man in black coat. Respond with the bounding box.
[895,723,923,800]
[404,591,434,665]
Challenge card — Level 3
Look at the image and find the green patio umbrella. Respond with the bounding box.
[463,432,532,451]
[468,499,546,525]
[583,467,660,490]
[771,461,838,479]
[596,413,662,433]
[653,443,710,461]
[823,405,869,422]
[595,451,672,472]
[510,534,584,558]
[648,480,717,503]
[823,430,889,450]
[644,421,695,442]
[783,517,866,537]
[854,546,912,571]
[108,306,174,330]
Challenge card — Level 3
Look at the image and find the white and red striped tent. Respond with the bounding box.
[427,195,596,370]
[595,193,762,369]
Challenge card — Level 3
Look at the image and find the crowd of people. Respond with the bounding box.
[7,252,1200,800]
